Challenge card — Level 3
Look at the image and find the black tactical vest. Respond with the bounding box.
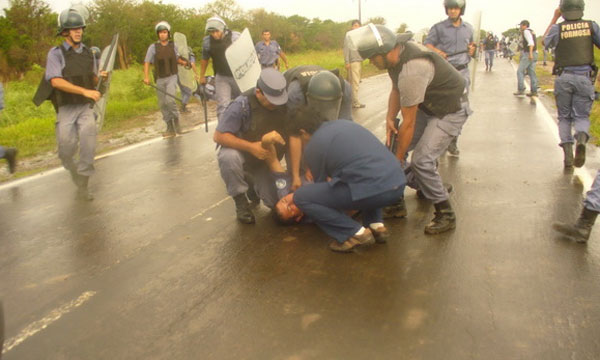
[209,31,233,76]
[154,41,178,79]
[554,20,594,69]
[388,42,465,118]
[240,89,287,167]
[283,65,346,101]
[521,29,537,52]
[54,44,96,107]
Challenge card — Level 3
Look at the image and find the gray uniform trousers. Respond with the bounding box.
[156,74,179,124]
[405,102,470,203]
[584,170,600,212]
[215,74,241,121]
[55,103,97,176]
[178,80,193,105]
[555,72,595,144]
[0,146,5,158]
[217,146,279,208]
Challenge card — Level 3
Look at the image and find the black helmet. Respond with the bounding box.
[307,71,342,121]
[444,0,466,16]
[57,9,86,35]
[560,0,584,21]
[348,24,400,60]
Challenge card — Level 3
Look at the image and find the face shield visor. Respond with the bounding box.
[307,96,342,122]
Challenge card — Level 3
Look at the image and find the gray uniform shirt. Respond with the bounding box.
[424,18,473,67]
[396,58,435,108]
[255,40,281,67]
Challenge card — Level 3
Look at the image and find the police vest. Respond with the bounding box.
[240,89,287,167]
[283,65,346,101]
[484,38,497,51]
[521,29,537,52]
[209,31,233,76]
[52,44,96,107]
[154,41,178,79]
[388,42,465,118]
[554,20,594,69]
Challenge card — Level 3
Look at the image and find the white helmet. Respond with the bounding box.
[155,21,171,33]
[205,16,226,33]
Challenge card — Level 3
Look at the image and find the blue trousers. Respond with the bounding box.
[554,72,594,145]
[294,182,404,243]
[0,145,5,158]
[485,50,495,68]
[584,171,600,212]
[517,51,538,93]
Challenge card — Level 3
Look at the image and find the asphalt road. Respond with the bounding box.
[1,57,600,360]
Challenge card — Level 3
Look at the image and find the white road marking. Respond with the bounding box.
[2,291,97,355]
[190,196,230,220]
[510,62,593,192]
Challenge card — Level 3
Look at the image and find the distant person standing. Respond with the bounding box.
[513,20,539,97]
[0,82,17,174]
[255,29,289,70]
[424,0,474,156]
[483,32,497,71]
[543,0,600,169]
[200,16,241,121]
[344,19,365,109]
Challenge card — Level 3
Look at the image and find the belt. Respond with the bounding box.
[562,70,591,76]
[453,64,468,71]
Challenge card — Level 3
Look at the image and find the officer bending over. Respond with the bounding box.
[350,24,470,234]
[214,68,288,224]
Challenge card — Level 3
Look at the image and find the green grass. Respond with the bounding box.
[287,49,383,79]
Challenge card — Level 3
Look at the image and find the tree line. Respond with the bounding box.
[0,0,389,80]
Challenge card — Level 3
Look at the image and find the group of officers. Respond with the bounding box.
[28,0,600,251]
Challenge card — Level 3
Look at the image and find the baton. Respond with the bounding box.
[388,118,401,155]
[147,83,184,103]
[90,33,119,109]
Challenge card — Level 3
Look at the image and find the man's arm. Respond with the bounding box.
[385,86,401,146]
[261,131,286,172]
[395,105,418,162]
[199,59,209,84]
[143,62,151,85]
[213,130,269,160]
[279,50,289,70]
[50,77,101,102]
[288,135,303,191]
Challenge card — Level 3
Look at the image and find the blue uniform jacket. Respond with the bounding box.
[303,120,406,201]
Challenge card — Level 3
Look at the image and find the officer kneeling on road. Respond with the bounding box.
[213,68,288,224]
[349,24,471,234]
[273,108,405,253]
[543,0,600,169]
[284,65,353,191]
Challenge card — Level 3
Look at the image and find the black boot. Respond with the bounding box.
[553,207,598,243]
[383,197,407,218]
[233,193,255,224]
[2,147,17,174]
[560,143,574,168]
[164,121,176,137]
[424,200,456,234]
[173,118,182,134]
[76,176,94,201]
[574,132,588,168]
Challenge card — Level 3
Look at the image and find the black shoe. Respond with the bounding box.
[446,140,460,156]
[553,208,598,243]
[424,200,456,234]
[513,90,525,96]
[383,198,407,218]
[246,186,260,207]
[560,143,574,168]
[526,92,538,97]
[3,148,17,174]
[173,118,182,134]
[574,132,587,168]
[417,183,453,200]
[233,194,255,224]
[163,121,176,137]
[76,176,94,201]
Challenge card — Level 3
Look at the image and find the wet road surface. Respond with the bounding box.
[2,58,600,359]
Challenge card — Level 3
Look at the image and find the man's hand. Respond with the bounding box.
[99,71,109,80]
[291,176,302,191]
[82,89,102,102]
[468,42,476,57]
[261,131,286,148]
[436,50,447,59]
[386,117,398,147]
[199,76,207,85]
[345,63,350,70]
[249,141,269,160]
[143,77,150,86]
[529,53,534,60]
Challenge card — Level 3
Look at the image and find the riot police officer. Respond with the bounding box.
[284,65,353,190]
[424,0,475,156]
[199,17,241,121]
[543,0,600,169]
[213,68,288,224]
[144,21,189,136]
[33,7,106,200]
[349,24,470,234]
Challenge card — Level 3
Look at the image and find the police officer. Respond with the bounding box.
[255,29,289,70]
[33,7,106,200]
[483,32,498,71]
[424,0,475,156]
[543,0,600,168]
[514,20,539,97]
[0,82,17,174]
[144,21,189,137]
[213,68,288,224]
[284,65,353,191]
[200,16,241,121]
[350,24,470,234]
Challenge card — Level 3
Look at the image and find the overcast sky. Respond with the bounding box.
[2,0,599,37]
